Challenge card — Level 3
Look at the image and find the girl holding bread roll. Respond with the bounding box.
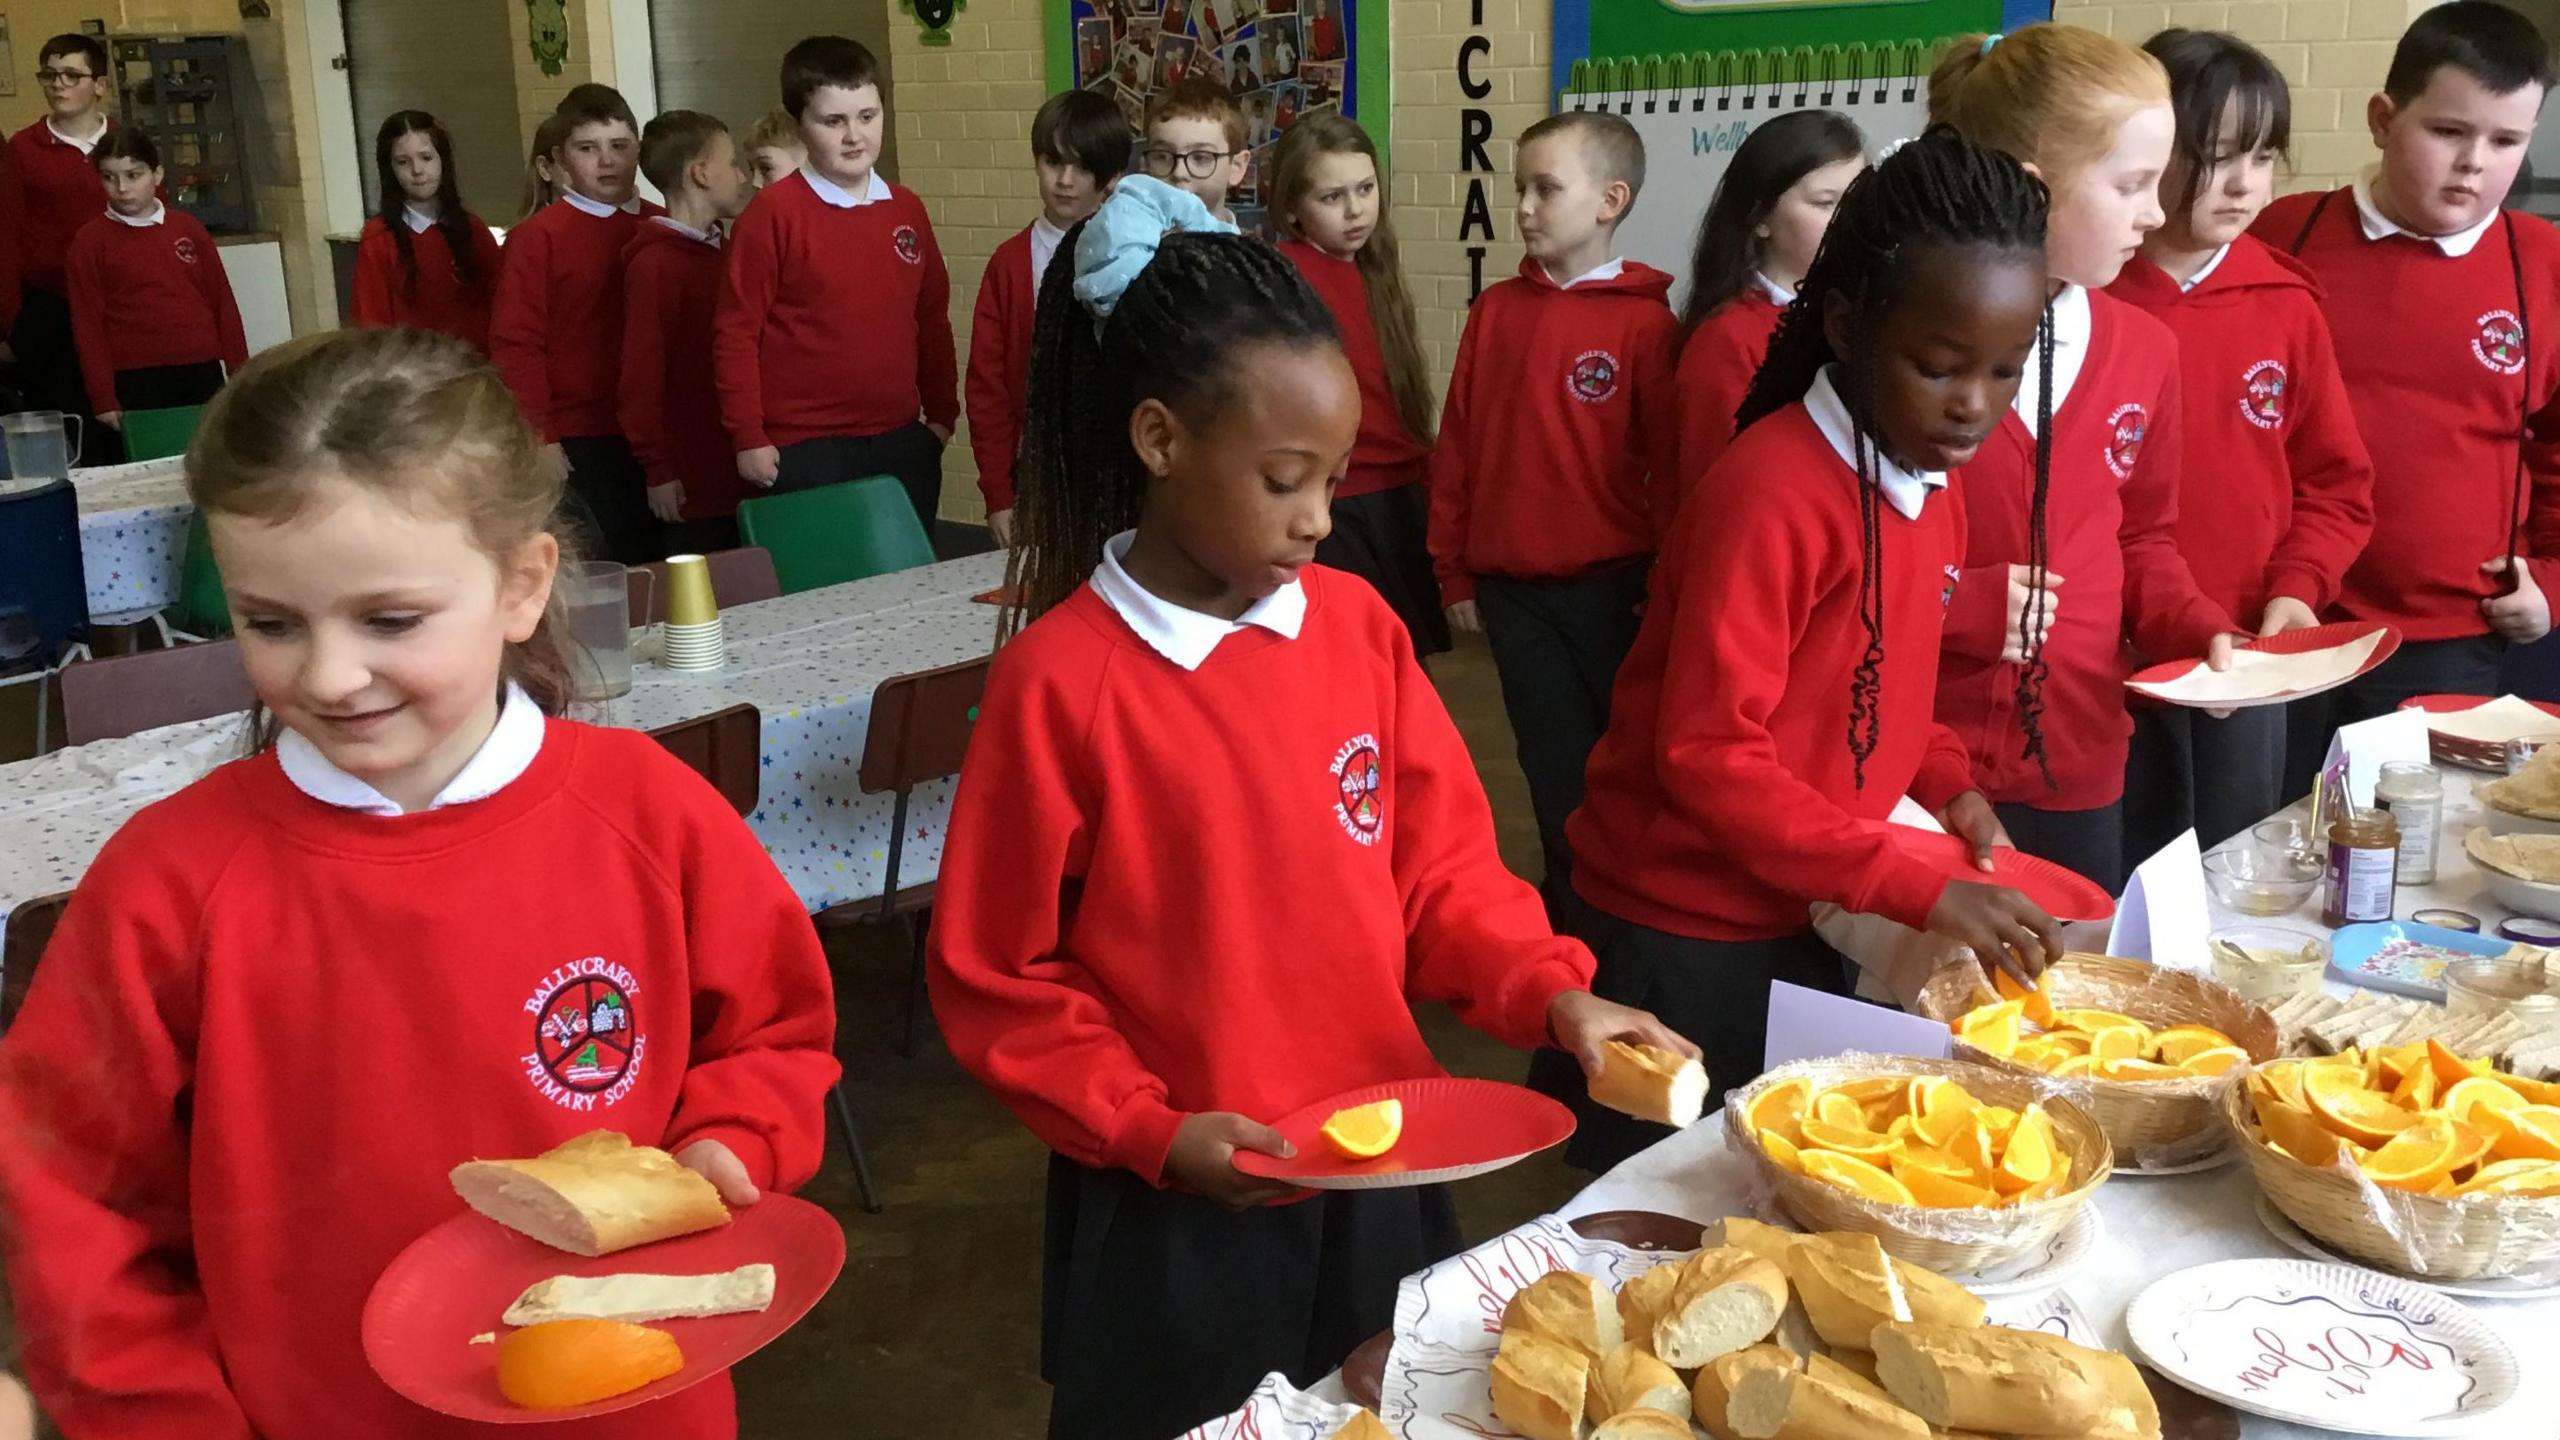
[926,178,1697,1440]
[0,329,839,1439]
[1558,129,2066,1172]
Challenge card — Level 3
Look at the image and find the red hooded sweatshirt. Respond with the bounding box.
[1673,284,1787,507]
[1427,258,1681,604]
[965,224,1040,514]
[620,219,753,521]
[1281,238,1433,497]
[0,117,120,327]
[1937,287,2234,811]
[2252,190,2560,640]
[2105,236,2375,628]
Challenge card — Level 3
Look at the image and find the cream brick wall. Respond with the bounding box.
[2054,0,2446,195]
[891,0,1053,524]
[509,0,626,150]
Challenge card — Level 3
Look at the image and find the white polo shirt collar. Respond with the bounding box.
[106,202,166,228]
[1030,214,1067,289]
[278,681,547,816]
[2179,242,2232,292]
[1805,366,1947,521]
[1089,530,1306,669]
[803,167,892,209]
[2010,283,2092,439]
[1546,256,1626,290]
[402,202,438,233]
[650,214,722,246]
[2353,168,2496,258]
[561,188,644,219]
[47,116,105,154]
[1752,271,1795,305]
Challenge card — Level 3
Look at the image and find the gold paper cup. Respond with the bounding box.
[663,554,718,627]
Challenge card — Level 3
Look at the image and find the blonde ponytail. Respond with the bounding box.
[1929,25,2168,186]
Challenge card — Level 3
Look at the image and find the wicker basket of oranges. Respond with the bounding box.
[1914,953,2280,1169]
[1721,1053,2112,1275]
[2224,1046,2560,1280]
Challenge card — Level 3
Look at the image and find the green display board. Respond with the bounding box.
[1553,0,2044,99]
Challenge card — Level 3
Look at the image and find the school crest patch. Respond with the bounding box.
[2240,359,2287,430]
[1566,349,1621,405]
[2474,309,2526,376]
[173,235,199,266]
[1942,563,1960,612]
[520,957,647,1111]
[1330,732,1384,845]
[892,224,923,265]
[2102,402,2148,480]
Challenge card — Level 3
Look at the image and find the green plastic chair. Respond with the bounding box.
[118,404,205,462]
[735,475,936,594]
[167,510,230,638]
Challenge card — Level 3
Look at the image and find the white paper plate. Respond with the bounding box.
[2253,1194,2560,1300]
[2126,1258,2519,1434]
[2116,1143,2243,1177]
[1982,1287,2099,1346]
[1948,1201,2103,1296]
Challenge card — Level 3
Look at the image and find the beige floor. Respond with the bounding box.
[736,631,1585,1438]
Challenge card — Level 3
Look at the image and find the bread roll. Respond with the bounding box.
[1591,1410,1692,1440]
[1589,1041,1708,1127]
[1692,1344,1797,1440]
[1586,1344,1689,1425]
[1869,1322,2107,1436]
[1704,1216,1800,1268]
[1654,1246,1789,1369]
[2006,1337,2158,1440]
[1615,1262,1683,1352]
[449,1131,730,1257]
[1493,1330,1592,1440]
[1505,1270,1625,1362]
[1726,1364,1930,1440]
[1332,1411,1393,1440]
[1892,1256,1989,1330]
[502,1262,774,1326]
[1782,1233,1902,1349]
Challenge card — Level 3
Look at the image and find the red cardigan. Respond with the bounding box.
[348,212,504,353]
[964,225,1038,513]
[1673,284,1787,510]
[63,210,248,415]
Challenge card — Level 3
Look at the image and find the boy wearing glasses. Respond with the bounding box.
[1140,78,1249,223]
[0,33,121,439]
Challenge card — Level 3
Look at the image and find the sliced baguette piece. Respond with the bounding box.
[1782,1232,1984,1344]
[1727,1363,1930,1440]
[1891,1254,1988,1330]
[2013,1337,2159,1440]
[1804,1351,1893,1405]
[1493,1330,1592,1440]
[1586,1343,1690,1424]
[1589,1041,1709,1127]
[448,1130,730,1257]
[502,1262,775,1326]
[1504,1270,1624,1362]
[1704,1216,1801,1268]
[1653,1246,1789,1369]
[1590,1408,1693,1440]
[1615,1262,1684,1354]
[1332,1411,1393,1440]
[1869,1322,2107,1436]
[1692,1344,1797,1440]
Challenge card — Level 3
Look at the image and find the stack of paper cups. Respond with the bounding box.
[659,553,725,672]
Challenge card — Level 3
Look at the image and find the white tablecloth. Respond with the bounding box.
[69,456,192,620]
[2200,765,2507,950]
[0,553,1007,960]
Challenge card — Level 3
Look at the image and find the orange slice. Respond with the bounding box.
[2390,1060,2438,1112]
[2096,1056,2187,1082]
[2003,1159,2073,1205]
[1813,1091,1872,1133]
[2443,1118,2494,1177]
[2305,1063,2423,1147]
[2458,1158,2560,1196]
[2088,1025,2150,1065]
[1906,1075,1966,1122]
[2153,1024,2240,1066]
[1321,1099,1403,1158]
[2177,1046,2250,1078]
[2258,1096,2354,1168]
[1993,1103,2057,1195]
[2254,1062,2309,1113]
[1908,1101,1979,1151]
[1993,966,2056,1029]
[1802,1149,1918,1206]
[2358,1117,2461,1193]
[2482,1105,2560,1163]
[1800,1117,1901,1159]
[2428,1038,2486,1088]
[1825,1076,1908,1105]
[1975,1106,2021,1143]
[497,1320,685,1410]
[1746,1077,1813,1146]
[2373,1041,2429,1087]
[2443,1075,2529,1127]
[2011,1037,2075,1073]
[2053,1054,2097,1079]
[1952,1117,1997,1179]
[2053,1008,2140,1036]
[1760,1128,1807,1174]
[2502,1072,2560,1107]
[1956,1001,2023,1059]
[1895,1159,1999,1208]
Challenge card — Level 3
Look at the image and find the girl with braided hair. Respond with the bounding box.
[926,178,1692,1440]
[1927,24,2239,892]
[1560,129,2062,1176]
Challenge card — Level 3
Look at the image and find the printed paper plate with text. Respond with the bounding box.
[2125,623,2401,710]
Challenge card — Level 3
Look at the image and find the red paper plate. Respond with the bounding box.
[2398,693,2560,719]
[362,1193,845,1423]
[1229,1077,1574,1189]
[2123,622,2401,709]
[1866,822,2116,922]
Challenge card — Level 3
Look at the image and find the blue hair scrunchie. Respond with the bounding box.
[1980,31,2002,54]
[1071,174,1240,324]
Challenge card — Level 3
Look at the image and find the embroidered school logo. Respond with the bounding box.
[1566,349,1621,405]
[892,224,923,265]
[1330,732,1384,845]
[2474,309,2526,376]
[519,957,647,1111]
[2240,359,2288,430]
[2102,402,2148,480]
[1941,563,1960,613]
[172,235,199,266]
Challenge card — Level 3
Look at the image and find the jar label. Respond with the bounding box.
[2329,841,2397,924]
[2384,796,2440,881]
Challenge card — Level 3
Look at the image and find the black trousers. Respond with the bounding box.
[1530,914,1845,1175]
[1994,799,2127,897]
[2501,634,2560,705]
[774,422,946,531]
[2282,634,2505,802]
[1318,482,1449,657]
[2123,702,2287,861]
[114,360,225,412]
[559,434,664,565]
[1474,558,1650,928]
[1040,1155,1460,1440]
[8,285,114,463]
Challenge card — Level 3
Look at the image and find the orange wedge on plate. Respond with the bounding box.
[1992,966,2055,1029]
[497,1320,686,1410]
[1747,1077,1812,1146]
[1802,1150,1918,1206]
[2483,1105,2560,1162]
[1320,1099,1403,1159]
[2177,1046,2249,1078]
[2358,1117,2460,1193]
[2305,1063,2422,1147]
[2258,1096,2354,1167]
[1760,1128,1807,1174]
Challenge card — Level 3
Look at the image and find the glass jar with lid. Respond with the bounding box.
[2374,762,2443,885]
[2324,807,2399,927]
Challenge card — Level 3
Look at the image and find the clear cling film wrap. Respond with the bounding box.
[1913,953,2283,1171]
[1721,1053,2112,1275]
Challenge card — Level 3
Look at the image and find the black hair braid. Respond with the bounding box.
[1004,224,1340,643]
[1846,328,1889,790]
[2013,306,2059,790]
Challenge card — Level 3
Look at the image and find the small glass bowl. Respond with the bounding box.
[2205,846,2321,917]
[2445,954,2553,1017]
[2210,926,2329,1004]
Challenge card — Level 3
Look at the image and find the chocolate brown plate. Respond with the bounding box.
[1339,1211,1701,1408]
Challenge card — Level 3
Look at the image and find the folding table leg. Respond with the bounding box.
[830,1081,886,1215]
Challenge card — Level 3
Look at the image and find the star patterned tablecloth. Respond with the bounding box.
[0,552,1010,967]
[70,456,194,620]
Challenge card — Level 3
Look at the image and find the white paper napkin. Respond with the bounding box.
[1174,1372,1377,1439]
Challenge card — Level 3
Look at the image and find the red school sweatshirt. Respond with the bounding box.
[713,173,960,451]
[2106,238,2375,629]
[1936,288,2234,810]
[965,224,1039,513]
[2251,191,2560,641]
[63,210,248,416]
[0,117,119,327]
[620,221,752,522]
[1570,401,1977,940]
[488,196,660,443]
[1672,284,1787,506]
[1427,258,1681,605]
[348,211,505,353]
[927,568,1595,1184]
[1280,238,1433,497]
[0,723,839,1440]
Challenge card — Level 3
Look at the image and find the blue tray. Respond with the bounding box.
[2327,919,2508,1001]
